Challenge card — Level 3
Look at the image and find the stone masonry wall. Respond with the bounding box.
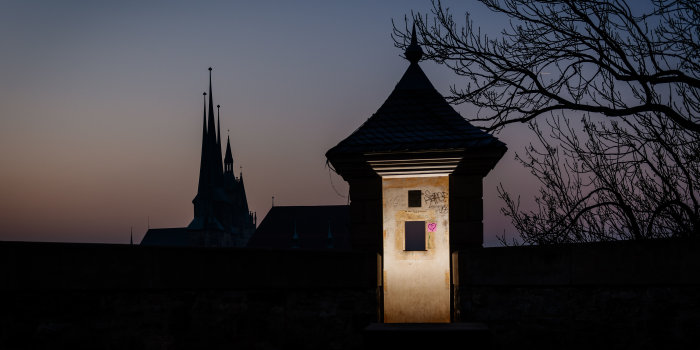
[0,242,378,350]
[455,238,700,349]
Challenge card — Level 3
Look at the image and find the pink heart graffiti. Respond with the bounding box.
[427,223,437,232]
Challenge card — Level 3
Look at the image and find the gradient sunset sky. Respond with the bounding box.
[0,0,540,246]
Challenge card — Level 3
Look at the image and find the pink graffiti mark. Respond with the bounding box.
[427,223,437,232]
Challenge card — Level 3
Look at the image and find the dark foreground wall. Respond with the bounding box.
[2,239,699,349]
[455,239,700,349]
[0,242,378,350]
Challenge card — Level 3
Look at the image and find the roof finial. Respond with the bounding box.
[405,22,423,64]
[411,23,417,45]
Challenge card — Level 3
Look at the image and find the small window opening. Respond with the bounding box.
[408,190,421,207]
[405,221,426,251]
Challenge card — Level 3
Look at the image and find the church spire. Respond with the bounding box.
[207,68,216,141]
[224,134,233,174]
[215,103,224,180]
[196,91,208,194]
[207,67,223,185]
[217,104,222,147]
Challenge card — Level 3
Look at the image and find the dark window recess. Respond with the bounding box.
[408,190,422,207]
[405,221,426,251]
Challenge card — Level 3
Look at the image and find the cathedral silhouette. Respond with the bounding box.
[141,68,256,247]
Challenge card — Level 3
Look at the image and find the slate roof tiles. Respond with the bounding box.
[326,62,505,157]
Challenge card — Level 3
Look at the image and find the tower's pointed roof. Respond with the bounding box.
[326,24,506,177]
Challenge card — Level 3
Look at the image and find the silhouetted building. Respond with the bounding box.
[142,68,256,247]
[248,205,351,250]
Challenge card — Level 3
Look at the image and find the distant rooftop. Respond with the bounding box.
[140,228,193,247]
[248,205,350,250]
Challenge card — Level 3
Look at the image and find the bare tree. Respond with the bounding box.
[498,112,698,244]
[395,0,699,243]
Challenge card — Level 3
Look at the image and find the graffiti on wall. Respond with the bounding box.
[423,190,448,213]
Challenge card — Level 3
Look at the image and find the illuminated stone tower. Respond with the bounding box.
[326,26,506,322]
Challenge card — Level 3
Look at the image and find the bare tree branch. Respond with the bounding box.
[393,0,700,133]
